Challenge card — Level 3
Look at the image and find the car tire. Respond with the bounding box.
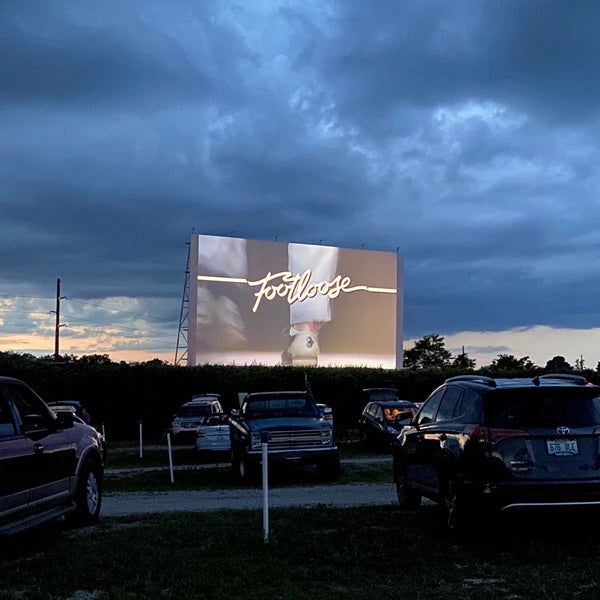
[441,476,467,532]
[68,457,103,526]
[394,466,421,509]
[233,449,257,483]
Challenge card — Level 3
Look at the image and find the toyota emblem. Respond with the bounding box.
[556,426,570,435]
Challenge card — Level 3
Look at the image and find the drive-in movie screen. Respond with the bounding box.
[188,234,403,368]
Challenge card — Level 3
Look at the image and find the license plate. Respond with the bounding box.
[546,439,578,456]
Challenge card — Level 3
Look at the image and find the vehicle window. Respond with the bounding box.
[0,396,16,437]
[485,388,600,428]
[435,387,463,422]
[244,397,318,418]
[454,389,482,422]
[7,383,53,432]
[417,389,444,425]
[383,407,399,421]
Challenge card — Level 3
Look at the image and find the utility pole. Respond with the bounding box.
[54,278,66,359]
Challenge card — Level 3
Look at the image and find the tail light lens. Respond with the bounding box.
[464,425,528,444]
[465,425,532,472]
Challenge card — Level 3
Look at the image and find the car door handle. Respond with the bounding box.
[33,443,44,454]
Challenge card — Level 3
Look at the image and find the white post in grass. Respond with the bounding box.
[261,433,271,543]
[139,420,143,458]
[167,432,175,483]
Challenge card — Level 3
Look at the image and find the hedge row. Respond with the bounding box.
[1,352,597,440]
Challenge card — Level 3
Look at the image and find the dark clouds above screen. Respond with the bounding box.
[2,0,600,363]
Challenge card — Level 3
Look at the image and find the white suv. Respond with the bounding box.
[169,394,224,444]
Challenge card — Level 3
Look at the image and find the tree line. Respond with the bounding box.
[403,333,594,373]
[1,335,599,440]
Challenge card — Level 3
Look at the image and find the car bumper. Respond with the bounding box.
[195,440,231,452]
[463,479,600,513]
[245,446,339,465]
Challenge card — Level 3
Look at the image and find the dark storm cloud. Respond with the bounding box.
[2,0,600,357]
[317,0,600,130]
[0,1,249,110]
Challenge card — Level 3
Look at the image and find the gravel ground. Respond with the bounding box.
[102,482,399,516]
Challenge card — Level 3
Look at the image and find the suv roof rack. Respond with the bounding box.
[444,375,497,387]
[532,373,589,386]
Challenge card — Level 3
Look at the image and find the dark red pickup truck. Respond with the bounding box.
[0,376,106,535]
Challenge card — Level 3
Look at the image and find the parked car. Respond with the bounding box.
[169,394,223,444]
[46,400,92,425]
[393,373,600,531]
[0,376,105,535]
[195,413,231,457]
[359,398,418,450]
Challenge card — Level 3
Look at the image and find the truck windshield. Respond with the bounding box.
[244,397,319,419]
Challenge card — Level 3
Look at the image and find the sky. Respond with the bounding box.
[2,0,600,369]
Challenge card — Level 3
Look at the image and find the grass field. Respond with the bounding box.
[3,505,600,599]
[2,441,600,599]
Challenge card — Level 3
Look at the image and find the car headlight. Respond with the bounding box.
[321,429,333,446]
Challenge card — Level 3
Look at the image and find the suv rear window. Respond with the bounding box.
[484,388,600,429]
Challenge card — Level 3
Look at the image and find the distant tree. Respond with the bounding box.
[545,356,572,372]
[452,350,476,370]
[403,334,453,369]
[77,353,113,365]
[489,354,535,372]
[142,358,171,367]
[574,355,585,372]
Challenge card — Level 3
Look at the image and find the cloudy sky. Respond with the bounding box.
[2,0,600,368]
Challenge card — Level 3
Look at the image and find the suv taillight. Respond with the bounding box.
[465,425,529,444]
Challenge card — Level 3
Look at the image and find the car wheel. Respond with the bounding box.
[394,466,421,509]
[234,451,257,483]
[441,476,466,531]
[68,458,102,526]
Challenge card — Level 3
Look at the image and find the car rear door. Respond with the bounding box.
[409,385,463,493]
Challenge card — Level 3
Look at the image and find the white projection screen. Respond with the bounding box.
[188,234,404,368]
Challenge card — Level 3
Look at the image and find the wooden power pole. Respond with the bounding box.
[54,278,62,359]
